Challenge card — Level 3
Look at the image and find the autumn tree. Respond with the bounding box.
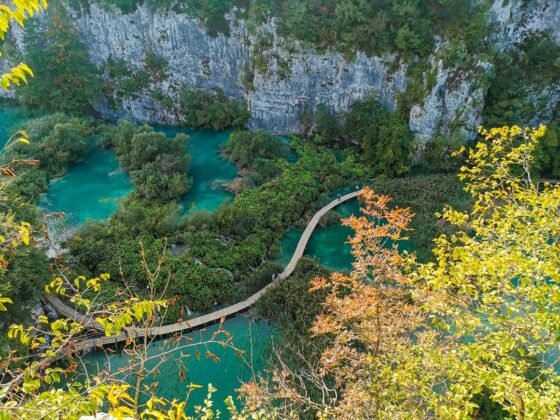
[242,125,560,418]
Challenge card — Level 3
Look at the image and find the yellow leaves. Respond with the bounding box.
[0,295,12,311]
[10,129,30,145]
[143,397,173,420]
[7,324,33,345]
[1,0,46,95]
[95,298,167,336]
[106,384,136,419]
[0,0,47,39]
[19,221,31,245]
[0,63,34,89]
[45,276,66,296]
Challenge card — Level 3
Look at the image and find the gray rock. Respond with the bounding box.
[3,0,560,141]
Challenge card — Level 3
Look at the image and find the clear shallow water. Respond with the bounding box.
[39,149,133,226]
[155,127,237,215]
[83,316,274,415]
[278,198,415,272]
[40,126,236,228]
[279,201,360,272]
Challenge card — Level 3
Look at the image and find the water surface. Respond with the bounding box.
[39,149,132,226]
[83,315,274,415]
[279,198,415,272]
[156,127,237,215]
[0,105,39,148]
[279,200,359,272]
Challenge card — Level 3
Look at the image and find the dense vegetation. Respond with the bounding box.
[20,4,100,114]
[244,127,560,418]
[1,1,560,417]
[66,133,369,320]
[0,113,96,339]
[221,130,289,188]
[179,88,250,130]
[301,96,415,176]
[483,34,560,178]
[92,0,488,60]
[112,121,192,201]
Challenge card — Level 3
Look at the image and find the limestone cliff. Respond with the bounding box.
[6,0,560,140]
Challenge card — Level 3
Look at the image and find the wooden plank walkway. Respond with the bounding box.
[50,190,361,352]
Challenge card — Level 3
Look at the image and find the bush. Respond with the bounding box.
[179,88,250,130]
[112,121,192,201]
[222,130,289,168]
[346,96,413,176]
[3,113,94,177]
[144,50,168,80]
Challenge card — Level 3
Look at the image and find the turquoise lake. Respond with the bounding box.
[39,127,237,228]
[39,149,133,226]
[82,315,274,416]
[155,127,237,216]
[279,200,361,272]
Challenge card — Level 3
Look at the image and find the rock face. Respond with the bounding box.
[71,3,410,134]
[7,0,560,139]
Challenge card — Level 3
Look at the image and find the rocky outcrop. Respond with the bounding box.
[489,0,560,48]
[5,0,560,140]
[70,3,410,134]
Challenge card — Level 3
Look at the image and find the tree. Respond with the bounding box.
[346,95,413,176]
[179,88,250,130]
[241,125,560,418]
[112,121,192,202]
[20,3,100,114]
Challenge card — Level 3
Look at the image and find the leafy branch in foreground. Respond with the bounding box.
[0,0,46,88]
[241,125,560,418]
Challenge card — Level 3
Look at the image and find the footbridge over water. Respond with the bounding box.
[46,190,361,352]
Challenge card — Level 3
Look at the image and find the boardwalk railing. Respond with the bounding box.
[49,190,361,352]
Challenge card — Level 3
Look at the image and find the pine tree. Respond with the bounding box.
[20,4,100,114]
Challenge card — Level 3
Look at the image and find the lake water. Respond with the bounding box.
[39,149,133,226]
[155,127,237,215]
[39,127,237,228]
[82,315,274,415]
[278,200,360,272]
[0,105,41,148]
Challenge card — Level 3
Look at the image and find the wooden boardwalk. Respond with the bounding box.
[49,191,361,352]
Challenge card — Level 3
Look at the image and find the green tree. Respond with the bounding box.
[112,121,192,201]
[179,88,250,130]
[346,95,413,176]
[20,4,100,114]
[222,130,289,168]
